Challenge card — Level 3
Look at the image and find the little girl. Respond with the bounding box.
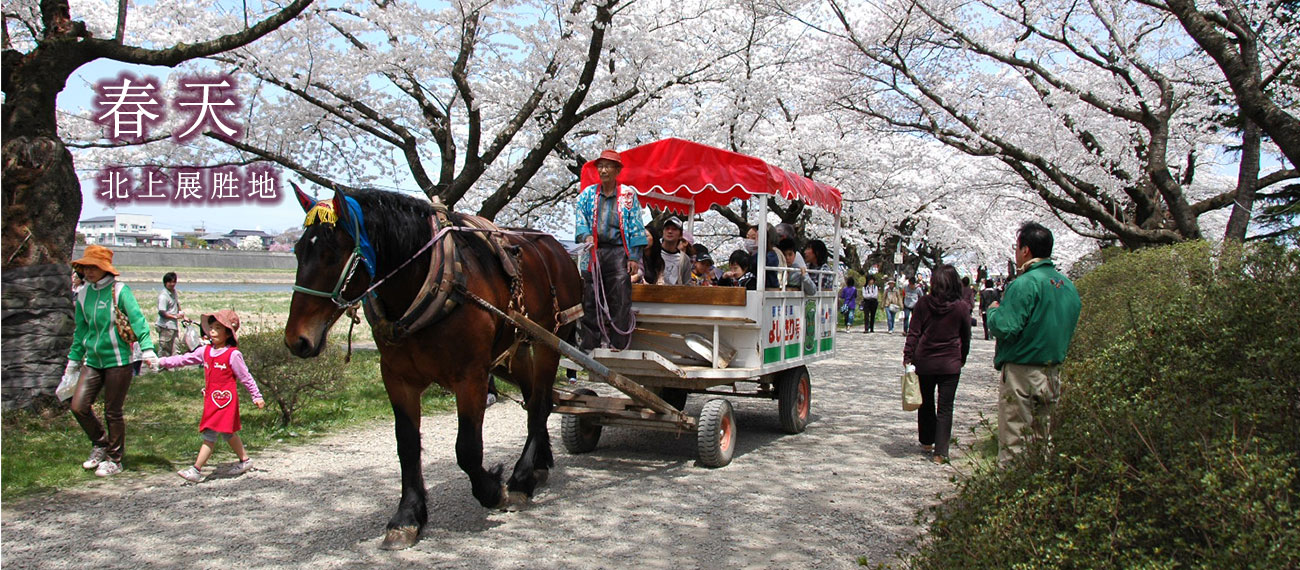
[156,310,265,483]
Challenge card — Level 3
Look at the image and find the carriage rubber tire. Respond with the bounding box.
[778,366,811,434]
[561,388,602,454]
[697,398,736,468]
[660,388,689,411]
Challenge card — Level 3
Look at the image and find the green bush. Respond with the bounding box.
[238,330,347,426]
[909,241,1300,569]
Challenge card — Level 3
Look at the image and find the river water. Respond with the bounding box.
[123,281,292,294]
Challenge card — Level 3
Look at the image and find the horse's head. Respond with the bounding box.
[285,183,371,357]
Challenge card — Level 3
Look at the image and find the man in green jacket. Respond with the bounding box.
[986,222,1081,465]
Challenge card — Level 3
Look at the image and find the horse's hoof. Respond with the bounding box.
[534,469,549,486]
[501,491,531,512]
[493,484,510,509]
[380,527,420,550]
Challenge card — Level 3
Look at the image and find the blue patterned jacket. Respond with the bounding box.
[574,183,647,272]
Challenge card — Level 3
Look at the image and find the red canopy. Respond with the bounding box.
[579,138,842,215]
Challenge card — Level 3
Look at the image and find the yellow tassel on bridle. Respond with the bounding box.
[304,202,338,227]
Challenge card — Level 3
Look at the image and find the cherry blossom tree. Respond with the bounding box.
[76,0,741,223]
[1156,0,1300,168]
[806,0,1296,249]
[1,0,310,408]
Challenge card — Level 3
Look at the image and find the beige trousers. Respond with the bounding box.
[997,362,1061,465]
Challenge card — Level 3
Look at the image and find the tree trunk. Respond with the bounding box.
[2,35,92,406]
[1225,120,1261,242]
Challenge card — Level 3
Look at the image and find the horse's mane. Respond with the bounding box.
[346,188,496,275]
[346,189,435,273]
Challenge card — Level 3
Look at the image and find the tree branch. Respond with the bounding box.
[84,0,313,66]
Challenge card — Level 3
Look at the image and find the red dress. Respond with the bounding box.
[199,346,241,434]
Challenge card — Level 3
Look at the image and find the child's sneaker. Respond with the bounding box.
[232,458,253,475]
[177,466,204,483]
[82,446,108,469]
[94,460,122,477]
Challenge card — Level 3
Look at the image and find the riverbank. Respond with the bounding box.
[115,265,296,285]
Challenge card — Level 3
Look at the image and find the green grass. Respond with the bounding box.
[116,266,296,283]
[0,348,456,501]
[122,289,375,340]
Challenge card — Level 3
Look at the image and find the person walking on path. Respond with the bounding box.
[155,272,185,357]
[903,265,972,464]
[66,245,158,477]
[986,222,1082,464]
[883,280,904,333]
[902,278,923,333]
[840,277,859,330]
[978,278,1001,340]
[861,276,879,333]
[961,276,976,307]
[157,310,266,483]
[575,149,647,351]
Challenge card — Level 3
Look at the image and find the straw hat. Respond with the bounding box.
[70,245,120,276]
[596,149,622,166]
[202,309,242,341]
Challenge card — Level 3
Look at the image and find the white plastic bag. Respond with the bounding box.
[901,365,922,412]
[183,322,203,351]
[56,368,80,402]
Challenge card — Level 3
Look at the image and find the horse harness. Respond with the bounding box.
[295,197,582,367]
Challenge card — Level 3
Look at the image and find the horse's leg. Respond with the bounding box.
[505,345,558,502]
[380,372,427,550]
[454,374,506,509]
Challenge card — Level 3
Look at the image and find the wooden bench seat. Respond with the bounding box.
[630,284,746,306]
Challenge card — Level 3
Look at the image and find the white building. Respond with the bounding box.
[76,214,173,247]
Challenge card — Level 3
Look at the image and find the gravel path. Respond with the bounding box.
[2,328,998,569]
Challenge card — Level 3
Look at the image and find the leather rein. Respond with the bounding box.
[292,204,568,344]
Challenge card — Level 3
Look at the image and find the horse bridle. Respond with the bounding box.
[292,201,573,342]
[291,211,371,309]
[293,210,464,311]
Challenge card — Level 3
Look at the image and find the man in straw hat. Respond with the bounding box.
[574,149,647,351]
[65,245,158,477]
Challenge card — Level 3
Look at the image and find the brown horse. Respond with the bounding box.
[283,186,582,549]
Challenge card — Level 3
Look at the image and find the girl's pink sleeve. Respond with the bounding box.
[158,347,205,369]
[228,349,263,401]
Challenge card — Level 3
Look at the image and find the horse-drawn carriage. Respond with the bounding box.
[556,138,844,467]
[285,138,841,548]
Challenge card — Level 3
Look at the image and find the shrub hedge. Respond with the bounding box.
[909,241,1300,569]
[238,330,347,427]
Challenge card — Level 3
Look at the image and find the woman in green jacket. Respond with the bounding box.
[65,245,157,477]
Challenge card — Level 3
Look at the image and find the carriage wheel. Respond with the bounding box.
[697,398,736,468]
[660,387,689,411]
[778,366,811,434]
[561,388,602,454]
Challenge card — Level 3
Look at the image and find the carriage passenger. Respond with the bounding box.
[690,249,718,286]
[779,238,816,295]
[718,250,757,290]
[803,239,835,291]
[642,219,694,285]
[776,223,807,273]
[659,216,693,285]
